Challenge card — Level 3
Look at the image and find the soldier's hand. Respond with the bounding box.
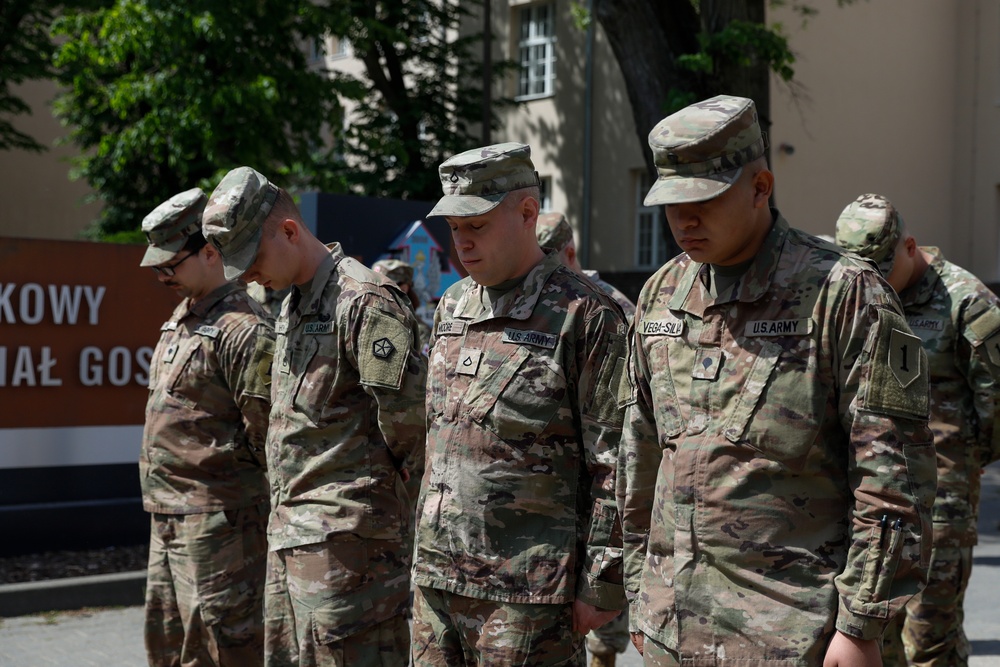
[823,631,880,667]
[630,632,644,655]
[571,599,620,635]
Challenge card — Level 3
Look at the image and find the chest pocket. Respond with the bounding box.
[285,333,343,427]
[645,339,685,441]
[721,337,824,463]
[466,344,565,448]
[164,337,209,410]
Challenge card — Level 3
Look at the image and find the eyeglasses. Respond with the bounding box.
[152,252,196,277]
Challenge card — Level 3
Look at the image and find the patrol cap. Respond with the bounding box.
[372,258,414,285]
[140,188,207,267]
[428,142,540,217]
[535,212,574,251]
[202,166,279,281]
[834,193,903,276]
[644,95,768,206]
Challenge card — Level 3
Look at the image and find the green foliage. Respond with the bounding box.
[686,19,796,82]
[569,2,592,32]
[52,0,344,239]
[318,1,514,201]
[0,3,60,152]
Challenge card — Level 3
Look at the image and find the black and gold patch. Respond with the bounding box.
[245,331,275,398]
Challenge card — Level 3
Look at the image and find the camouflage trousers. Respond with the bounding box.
[882,544,972,667]
[144,503,268,667]
[263,537,411,667]
[586,608,629,655]
[637,635,679,667]
[411,585,586,666]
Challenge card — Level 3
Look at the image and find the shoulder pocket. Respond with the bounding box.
[589,332,626,426]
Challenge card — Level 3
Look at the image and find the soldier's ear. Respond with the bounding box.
[751,168,774,207]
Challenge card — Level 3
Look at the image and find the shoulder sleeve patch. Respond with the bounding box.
[589,332,627,425]
[245,331,275,399]
[965,303,1000,346]
[863,308,929,419]
[358,306,412,390]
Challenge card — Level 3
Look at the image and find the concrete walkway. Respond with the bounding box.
[2,464,998,666]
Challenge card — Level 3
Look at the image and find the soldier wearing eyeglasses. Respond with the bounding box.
[139,188,275,667]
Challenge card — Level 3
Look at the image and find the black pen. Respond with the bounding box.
[878,514,889,550]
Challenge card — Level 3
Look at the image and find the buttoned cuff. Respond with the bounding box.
[576,572,627,611]
[835,598,889,641]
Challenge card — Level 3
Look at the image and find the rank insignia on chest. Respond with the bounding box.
[457,347,482,376]
[163,343,178,363]
[691,347,723,380]
[372,337,396,359]
[275,321,289,334]
[304,321,334,335]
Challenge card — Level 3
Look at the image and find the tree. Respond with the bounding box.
[593,0,805,181]
[314,1,514,201]
[52,0,344,241]
[0,3,72,153]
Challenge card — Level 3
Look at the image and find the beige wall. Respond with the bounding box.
[769,0,1000,282]
[0,80,100,240]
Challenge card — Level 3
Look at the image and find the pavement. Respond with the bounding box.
[1,463,999,666]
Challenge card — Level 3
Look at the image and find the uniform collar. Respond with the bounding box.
[668,210,787,315]
[899,246,944,309]
[182,281,244,320]
[452,251,561,322]
[288,242,345,319]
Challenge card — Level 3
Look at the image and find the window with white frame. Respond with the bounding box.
[329,36,349,59]
[635,171,670,269]
[517,3,556,100]
[538,175,552,212]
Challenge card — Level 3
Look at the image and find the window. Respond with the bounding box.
[329,36,349,59]
[517,3,556,100]
[538,175,552,212]
[634,171,670,269]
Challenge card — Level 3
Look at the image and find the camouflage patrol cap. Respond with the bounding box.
[834,194,904,276]
[644,95,768,206]
[372,258,414,285]
[535,212,574,251]
[140,188,207,267]
[428,142,540,217]
[202,166,279,281]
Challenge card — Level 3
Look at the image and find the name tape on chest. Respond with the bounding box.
[744,318,813,337]
[303,321,334,335]
[907,317,944,332]
[502,328,557,349]
[436,320,468,336]
[639,318,684,336]
[161,321,179,332]
[194,325,221,339]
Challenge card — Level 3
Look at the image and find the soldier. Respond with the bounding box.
[372,258,432,353]
[536,212,633,667]
[536,211,636,324]
[139,188,273,666]
[202,167,427,667]
[618,96,937,666]
[411,142,628,666]
[835,194,1000,667]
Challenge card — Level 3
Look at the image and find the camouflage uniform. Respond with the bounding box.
[140,189,273,667]
[203,167,427,667]
[618,96,937,666]
[411,143,628,666]
[535,211,634,660]
[836,195,1000,666]
[247,282,291,322]
[373,258,432,353]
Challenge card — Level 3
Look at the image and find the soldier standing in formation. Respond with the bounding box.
[617,95,937,666]
[535,211,634,667]
[836,194,1000,667]
[139,188,273,666]
[202,166,427,667]
[410,142,628,666]
[372,257,432,353]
